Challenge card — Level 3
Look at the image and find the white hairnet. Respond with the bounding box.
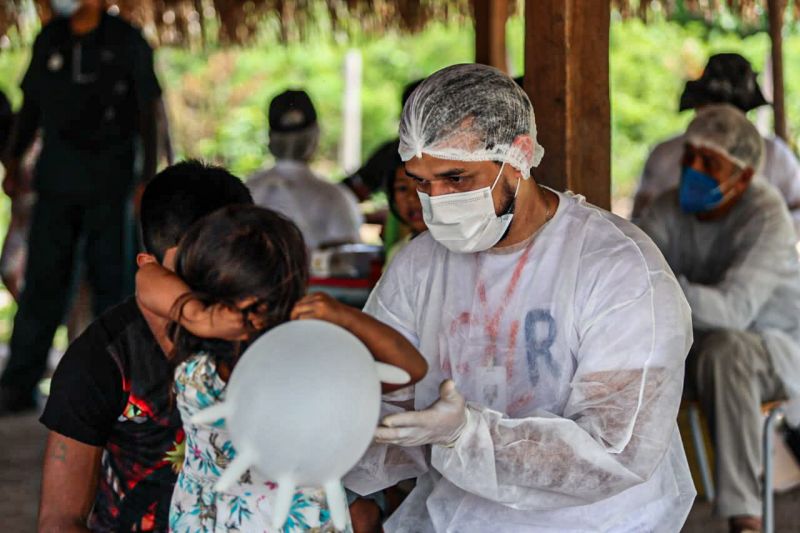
[685,103,764,170]
[399,64,544,178]
[269,124,320,161]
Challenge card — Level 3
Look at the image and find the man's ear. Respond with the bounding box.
[511,135,535,164]
[136,253,158,268]
[736,167,755,193]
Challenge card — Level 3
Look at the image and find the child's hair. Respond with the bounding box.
[170,204,309,372]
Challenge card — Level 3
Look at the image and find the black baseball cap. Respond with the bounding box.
[679,53,769,113]
[268,90,317,133]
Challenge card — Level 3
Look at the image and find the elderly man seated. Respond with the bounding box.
[638,104,800,533]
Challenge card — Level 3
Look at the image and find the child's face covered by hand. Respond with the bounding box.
[201,299,259,341]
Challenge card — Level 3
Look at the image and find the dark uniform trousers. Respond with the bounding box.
[0,191,132,396]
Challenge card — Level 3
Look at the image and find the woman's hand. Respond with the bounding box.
[290,292,354,328]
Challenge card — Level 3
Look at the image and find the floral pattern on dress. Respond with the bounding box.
[169,353,351,532]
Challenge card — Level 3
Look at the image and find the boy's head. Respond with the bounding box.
[139,160,253,268]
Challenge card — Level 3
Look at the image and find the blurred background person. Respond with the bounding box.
[383,149,427,266]
[632,52,800,235]
[0,0,161,414]
[638,105,800,533]
[247,89,362,251]
[343,79,423,204]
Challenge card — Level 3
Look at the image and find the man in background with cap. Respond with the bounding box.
[247,89,362,250]
[632,53,800,235]
[0,0,160,414]
[638,104,800,533]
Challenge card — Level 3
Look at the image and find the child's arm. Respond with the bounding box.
[291,292,428,392]
[135,262,249,341]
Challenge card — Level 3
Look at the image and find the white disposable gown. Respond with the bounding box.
[634,133,800,235]
[638,180,800,399]
[348,190,696,532]
[247,160,363,250]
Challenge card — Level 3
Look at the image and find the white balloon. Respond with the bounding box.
[191,319,410,531]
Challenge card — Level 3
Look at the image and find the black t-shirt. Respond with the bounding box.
[20,13,161,198]
[41,298,182,532]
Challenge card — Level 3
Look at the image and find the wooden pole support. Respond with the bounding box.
[474,0,509,72]
[524,0,611,210]
[768,0,788,141]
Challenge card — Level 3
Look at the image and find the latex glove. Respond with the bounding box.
[374,380,468,447]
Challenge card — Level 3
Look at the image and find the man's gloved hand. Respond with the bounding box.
[374,380,468,447]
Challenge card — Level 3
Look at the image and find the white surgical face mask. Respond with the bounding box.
[417,162,520,253]
[51,0,81,17]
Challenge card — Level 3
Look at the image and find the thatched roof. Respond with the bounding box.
[0,0,476,46]
[612,0,793,25]
[0,0,794,48]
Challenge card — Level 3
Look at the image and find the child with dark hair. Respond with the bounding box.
[37,160,254,532]
[384,151,428,267]
[136,205,427,532]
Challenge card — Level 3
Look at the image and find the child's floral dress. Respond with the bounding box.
[169,353,351,532]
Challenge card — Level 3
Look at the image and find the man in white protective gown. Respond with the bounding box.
[344,63,696,532]
[638,104,800,533]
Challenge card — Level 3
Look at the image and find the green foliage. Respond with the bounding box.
[158,19,474,179]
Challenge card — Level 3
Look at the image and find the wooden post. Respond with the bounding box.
[524,0,611,210]
[768,0,788,141]
[474,0,509,72]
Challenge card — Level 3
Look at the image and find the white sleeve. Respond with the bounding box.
[345,255,427,494]
[431,261,692,510]
[681,201,796,331]
[344,400,428,495]
[764,138,800,236]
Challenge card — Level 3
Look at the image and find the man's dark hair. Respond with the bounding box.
[140,160,253,262]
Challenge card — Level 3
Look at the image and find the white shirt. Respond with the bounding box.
[634,133,800,236]
[638,180,800,398]
[352,190,696,532]
[247,160,363,250]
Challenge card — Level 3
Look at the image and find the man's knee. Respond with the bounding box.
[695,330,760,384]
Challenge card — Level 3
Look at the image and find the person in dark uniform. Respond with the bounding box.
[0,0,160,413]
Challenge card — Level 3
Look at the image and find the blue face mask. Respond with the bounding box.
[679,166,724,213]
